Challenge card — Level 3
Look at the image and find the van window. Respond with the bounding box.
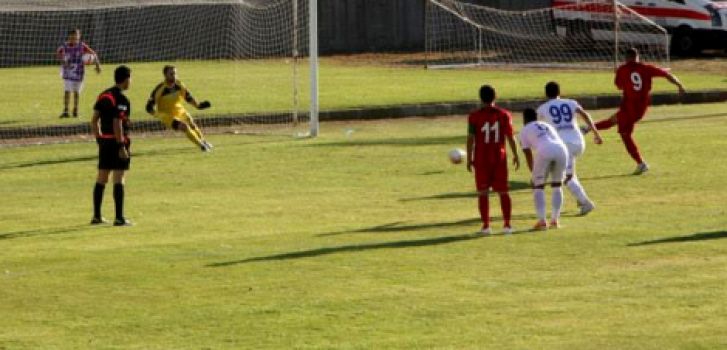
[668,0,685,4]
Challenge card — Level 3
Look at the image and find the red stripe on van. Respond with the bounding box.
[553,1,711,21]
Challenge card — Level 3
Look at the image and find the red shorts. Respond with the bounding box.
[474,159,509,193]
[616,102,649,134]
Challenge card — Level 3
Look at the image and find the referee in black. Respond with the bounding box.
[90,65,133,226]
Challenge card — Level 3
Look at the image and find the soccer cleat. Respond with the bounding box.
[59,111,70,118]
[549,220,561,229]
[90,217,108,225]
[201,144,212,152]
[203,141,214,150]
[502,226,513,235]
[532,220,548,231]
[72,110,78,118]
[479,227,492,236]
[633,162,649,175]
[113,218,133,226]
[579,201,596,216]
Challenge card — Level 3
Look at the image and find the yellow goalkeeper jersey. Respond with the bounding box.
[149,80,194,117]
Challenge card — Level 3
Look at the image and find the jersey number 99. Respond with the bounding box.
[549,104,573,124]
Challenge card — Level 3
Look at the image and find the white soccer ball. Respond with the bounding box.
[82,53,96,65]
[448,148,466,164]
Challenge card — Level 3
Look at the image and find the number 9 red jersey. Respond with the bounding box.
[615,61,669,106]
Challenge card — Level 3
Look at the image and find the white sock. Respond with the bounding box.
[566,174,590,205]
[551,187,563,221]
[534,189,546,221]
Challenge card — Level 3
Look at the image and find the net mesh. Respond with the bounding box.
[0,0,310,145]
[426,0,669,69]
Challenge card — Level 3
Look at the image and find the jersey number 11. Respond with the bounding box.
[481,121,500,144]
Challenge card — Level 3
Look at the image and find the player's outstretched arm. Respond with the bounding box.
[145,97,155,116]
[506,134,520,170]
[466,135,475,173]
[184,91,211,110]
[576,107,603,145]
[666,73,686,96]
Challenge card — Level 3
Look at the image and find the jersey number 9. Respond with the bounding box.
[631,72,643,91]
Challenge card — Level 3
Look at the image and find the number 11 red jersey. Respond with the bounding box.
[468,105,514,166]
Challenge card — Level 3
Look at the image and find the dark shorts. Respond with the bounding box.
[98,139,131,170]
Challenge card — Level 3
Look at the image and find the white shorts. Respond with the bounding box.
[564,142,585,176]
[63,79,83,92]
[532,144,568,187]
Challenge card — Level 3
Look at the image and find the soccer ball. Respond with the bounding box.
[448,148,466,164]
[82,53,96,65]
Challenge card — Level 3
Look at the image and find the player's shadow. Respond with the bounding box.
[207,233,480,267]
[400,180,531,202]
[580,173,636,181]
[307,135,463,148]
[0,225,89,240]
[627,230,727,247]
[318,215,534,237]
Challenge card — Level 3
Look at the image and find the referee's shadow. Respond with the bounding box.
[0,146,195,170]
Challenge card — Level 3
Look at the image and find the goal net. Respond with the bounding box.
[425,0,669,69]
[0,0,314,146]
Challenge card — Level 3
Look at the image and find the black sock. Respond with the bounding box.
[113,183,124,220]
[93,183,105,218]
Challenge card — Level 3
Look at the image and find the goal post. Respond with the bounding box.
[425,0,669,70]
[308,0,319,137]
[0,0,320,146]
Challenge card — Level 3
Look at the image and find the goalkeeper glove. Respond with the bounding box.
[198,101,211,110]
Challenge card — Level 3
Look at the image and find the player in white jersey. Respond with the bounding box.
[537,82,603,216]
[520,108,569,230]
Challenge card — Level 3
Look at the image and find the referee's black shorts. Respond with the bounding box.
[97,139,131,170]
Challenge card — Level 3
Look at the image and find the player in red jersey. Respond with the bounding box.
[466,85,520,235]
[588,48,685,175]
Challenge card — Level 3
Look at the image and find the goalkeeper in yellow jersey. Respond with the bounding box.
[146,65,213,152]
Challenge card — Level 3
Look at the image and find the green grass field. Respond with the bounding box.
[1,58,725,126]
[1,102,726,349]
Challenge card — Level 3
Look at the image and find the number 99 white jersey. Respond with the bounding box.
[536,98,585,147]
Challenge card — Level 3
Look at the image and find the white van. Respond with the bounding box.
[553,0,727,55]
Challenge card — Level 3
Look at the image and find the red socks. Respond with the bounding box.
[499,193,512,228]
[620,132,644,164]
[478,193,513,229]
[478,194,490,229]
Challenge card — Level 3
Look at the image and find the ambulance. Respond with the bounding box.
[553,0,727,55]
